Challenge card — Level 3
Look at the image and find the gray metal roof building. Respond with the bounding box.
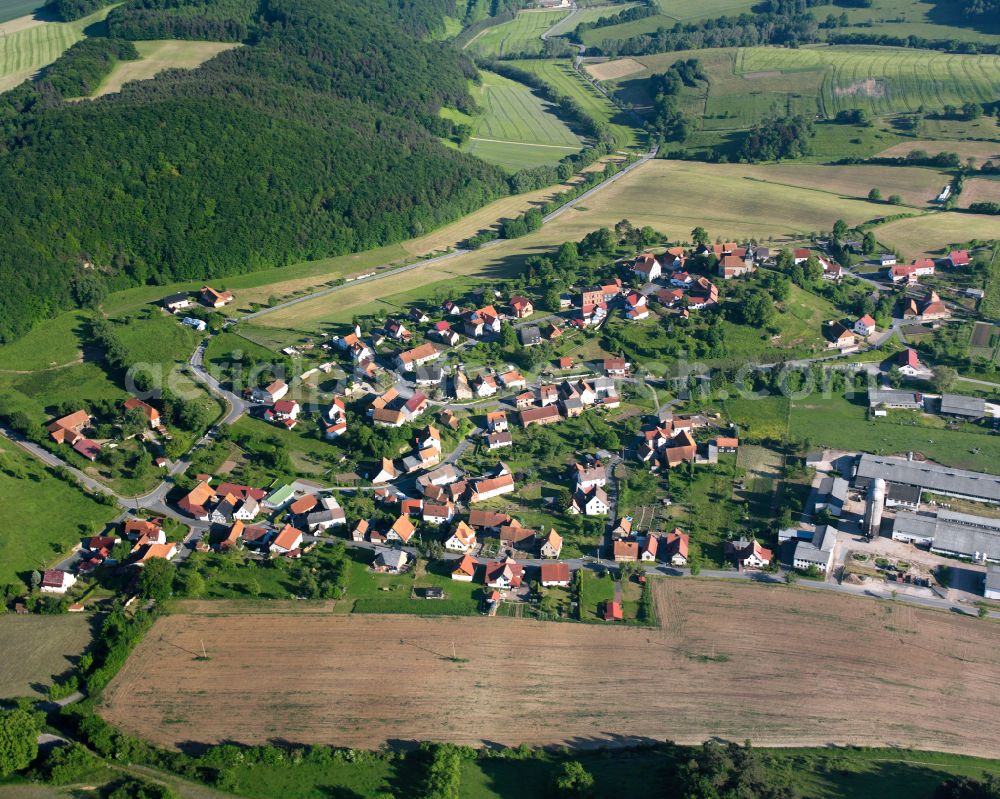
[939,393,986,419]
[868,389,922,409]
[986,565,1000,600]
[855,454,1000,504]
[892,509,1000,562]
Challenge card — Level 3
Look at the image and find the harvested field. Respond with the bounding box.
[100,582,1000,756]
[0,613,94,698]
[89,40,240,97]
[708,162,949,208]
[960,177,1000,209]
[877,211,1000,259]
[876,140,1000,162]
[584,56,645,82]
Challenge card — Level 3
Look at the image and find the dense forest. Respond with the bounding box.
[105,0,260,41]
[0,0,512,343]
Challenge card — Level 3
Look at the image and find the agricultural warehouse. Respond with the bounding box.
[868,388,923,411]
[892,510,1000,563]
[986,566,1000,601]
[939,394,987,420]
[854,454,1000,505]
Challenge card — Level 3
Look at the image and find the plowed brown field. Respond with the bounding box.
[99,582,1000,755]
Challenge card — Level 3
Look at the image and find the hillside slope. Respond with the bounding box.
[0,0,509,343]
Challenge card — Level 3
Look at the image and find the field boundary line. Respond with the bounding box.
[469,136,580,149]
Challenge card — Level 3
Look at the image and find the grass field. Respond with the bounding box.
[697,161,951,208]
[514,58,640,149]
[465,8,567,58]
[250,159,922,330]
[0,440,116,586]
[877,211,1000,259]
[99,580,1000,756]
[460,70,582,170]
[0,5,113,92]
[0,613,95,697]
[89,39,240,97]
[789,392,1000,473]
[960,177,1000,209]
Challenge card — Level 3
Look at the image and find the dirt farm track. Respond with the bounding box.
[99,581,1000,756]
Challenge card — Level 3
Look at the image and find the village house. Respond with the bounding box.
[520,405,561,428]
[469,510,512,531]
[470,472,516,502]
[46,410,91,445]
[574,462,606,490]
[509,295,534,318]
[641,534,658,561]
[373,547,411,574]
[462,305,501,338]
[178,481,216,519]
[624,291,649,321]
[947,250,971,268]
[825,321,857,352]
[725,538,772,569]
[613,540,639,562]
[201,285,234,308]
[500,370,527,391]
[423,502,455,526]
[371,458,398,484]
[385,319,411,341]
[123,397,161,428]
[500,523,537,551]
[264,399,300,429]
[719,253,754,280]
[396,342,440,372]
[920,290,949,320]
[324,397,347,440]
[270,524,304,556]
[386,514,416,543]
[889,258,936,284]
[854,314,877,337]
[474,374,498,398]
[604,357,629,377]
[451,370,472,400]
[632,252,662,282]
[663,529,689,566]
[253,379,288,404]
[40,569,77,594]
[687,277,719,309]
[451,554,477,581]
[445,521,477,552]
[486,410,508,433]
[161,292,192,312]
[664,430,697,468]
[793,248,811,264]
[540,562,570,587]
[611,516,632,539]
[569,485,609,515]
[484,557,524,589]
[487,431,513,450]
[540,529,562,558]
[431,321,460,346]
[519,325,542,347]
[896,347,927,377]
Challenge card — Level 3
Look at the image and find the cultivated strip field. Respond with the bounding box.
[0,6,111,91]
[465,9,567,58]
[0,614,93,698]
[464,70,582,170]
[90,40,240,97]
[737,46,1000,118]
[0,0,45,24]
[515,58,640,148]
[99,581,1000,755]
[545,2,638,37]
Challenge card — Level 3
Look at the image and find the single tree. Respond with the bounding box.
[554,760,595,797]
[691,226,709,246]
[868,187,882,202]
[138,557,174,602]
